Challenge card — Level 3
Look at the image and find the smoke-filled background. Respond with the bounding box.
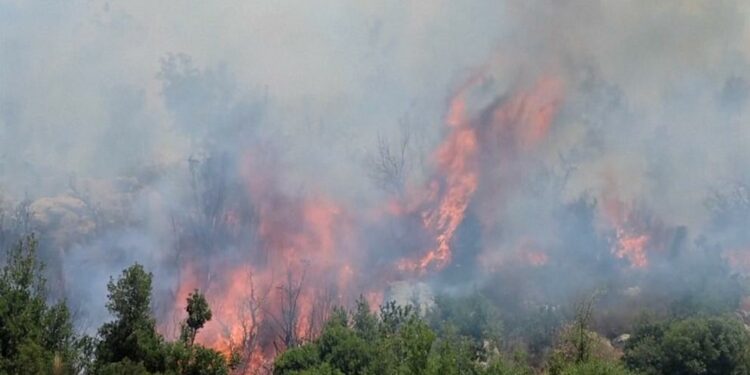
[2,0,750,370]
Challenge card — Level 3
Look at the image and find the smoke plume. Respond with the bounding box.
[2,0,750,370]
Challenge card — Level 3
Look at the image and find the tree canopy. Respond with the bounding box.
[623,316,750,375]
[0,235,81,374]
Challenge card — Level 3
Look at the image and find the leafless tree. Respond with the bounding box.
[268,267,307,352]
[225,270,271,375]
[176,154,254,288]
[572,292,599,364]
[187,154,229,256]
[366,126,411,197]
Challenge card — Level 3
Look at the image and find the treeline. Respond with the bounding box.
[3,235,750,374]
[273,296,750,375]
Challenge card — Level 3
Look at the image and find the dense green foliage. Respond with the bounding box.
[623,316,750,375]
[94,264,167,372]
[557,360,633,375]
[428,292,503,351]
[0,235,82,374]
[180,290,212,346]
[275,294,750,375]
[274,297,530,375]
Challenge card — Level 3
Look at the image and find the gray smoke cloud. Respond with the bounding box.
[2,0,750,352]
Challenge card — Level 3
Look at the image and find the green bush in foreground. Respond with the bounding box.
[274,298,532,375]
[623,316,750,375]
[0,236,82,374]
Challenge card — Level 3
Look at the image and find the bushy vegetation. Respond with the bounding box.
[623,316,750,374]
[4,234,750,375]
[274,298,530,375]
[273,291,750,375]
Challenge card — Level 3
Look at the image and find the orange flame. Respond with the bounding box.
[417,96,480,271]
[168,69,566,372]
[600,193,651,268]
[614,232,649,268]
[163,155,378,374]
[398,74,564,274]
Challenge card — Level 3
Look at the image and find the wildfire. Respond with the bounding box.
[413,91,480,272]
[398,73,564,274]
[614,231,649,268]
[169,67,567,372]
[600,192,652,268]
[164,154,376,374]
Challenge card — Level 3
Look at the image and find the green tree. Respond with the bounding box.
[0,235,81,374]
[352,296,378,342]
[557,360,633,375]
[379,301,415,336]
[274,344,322,374]
[95,263,167,372]
[275,301,441,375]
[426,331,480,375]
[482,355,534,375]
[180,289,212,346]
[428,292,503,367]
[624,316,750,375]
[369,302,436,375]
[97,358,151,375]
[275,299,544,375]
[429,292,502,348]
[183,345,230,375]
[317,321,372,374]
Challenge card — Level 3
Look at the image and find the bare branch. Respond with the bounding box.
[366,127,411,196]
